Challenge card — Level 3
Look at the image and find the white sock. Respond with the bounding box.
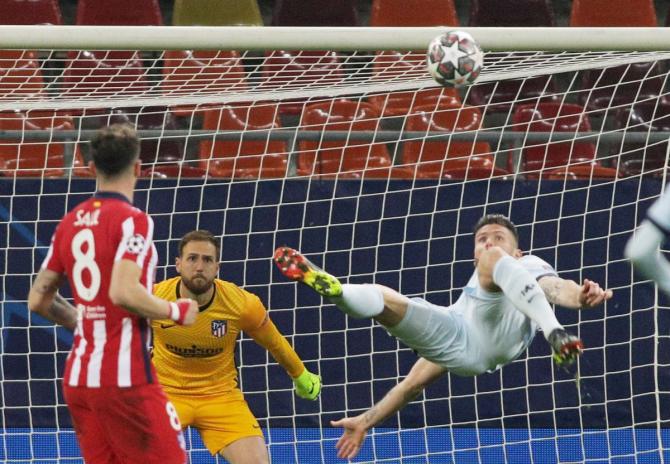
[329,284,384,319]
[492,255,563,339]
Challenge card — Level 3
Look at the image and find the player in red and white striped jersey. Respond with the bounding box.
[28,124,198,464]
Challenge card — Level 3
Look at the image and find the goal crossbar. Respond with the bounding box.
[1,26,670,51]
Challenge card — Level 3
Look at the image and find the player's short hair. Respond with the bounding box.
[179,230,221,258]
[89,124,140,177]
[473,214,519,244]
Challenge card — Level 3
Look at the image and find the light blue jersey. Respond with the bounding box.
[647,187,670,235]
[387,255,557,376]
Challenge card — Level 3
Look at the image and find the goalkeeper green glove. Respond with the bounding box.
[293,369,321,401]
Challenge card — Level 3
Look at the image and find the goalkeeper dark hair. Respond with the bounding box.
[179,230,221,258]
[473,214,519,244]
[89,124,140,177]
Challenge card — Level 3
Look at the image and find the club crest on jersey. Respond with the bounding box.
[125,234,146,254]
[211,320,227,337]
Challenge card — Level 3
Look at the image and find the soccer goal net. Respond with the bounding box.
[2,25,670,463]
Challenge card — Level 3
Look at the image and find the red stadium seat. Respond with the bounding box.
[368,87,461,118]
[403,103,494,178]
[576,62,666,112]
[261,51,345,114]
[469,0,555,26]
[297,100,414,179]
[162,50,247,95]
[61,51,150,97]
[570,0,657,26]
[140,164,208,178]
[370,0,459,26]
[272,0,358,26]
[200,104,289,178]
[613,99,670,177]
[77,0,163,25]
[0,110,75,177]
[162,50,247,116]
[0,50,45,99]
[0,0,62,25]
[368,51,461,117]
[442,165,511,180]
[512,102,618,179]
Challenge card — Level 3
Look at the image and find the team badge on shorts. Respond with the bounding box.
[211,320,227,337]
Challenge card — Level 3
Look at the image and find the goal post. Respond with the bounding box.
[1,26,670,463]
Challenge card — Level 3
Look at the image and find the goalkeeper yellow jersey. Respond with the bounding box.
[152,277,272,395]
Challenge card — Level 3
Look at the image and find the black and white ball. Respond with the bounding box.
[426,31,483,87]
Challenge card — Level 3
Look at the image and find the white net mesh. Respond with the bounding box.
[1,29,670,463]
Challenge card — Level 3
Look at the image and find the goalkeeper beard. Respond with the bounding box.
[181,273,214,296]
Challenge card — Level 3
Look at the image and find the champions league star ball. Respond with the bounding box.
[426,30,483,87]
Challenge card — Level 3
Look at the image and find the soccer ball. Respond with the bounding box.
[426,31,483,88]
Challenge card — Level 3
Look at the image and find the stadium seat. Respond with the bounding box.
[61,51,150,97]
[200,104,289,178]
[297,100,414,179]
[613,99,670,177]
[140,163,208,178]
[368,51,461,117]
[0,50,45,100]
[0,110,75,177]
[77,0,163,25]
[272,0,358,26]
[466,0,559,114]
[161,50,247,116]
[465,73,558,113]
[70,150,95,178]
[576,62,666,112]
[370,0,459,26]
[78,107,184,166]
[124,107,185,165]
[442,165,511,180]
[402,103,495,178]
[368,87,461,118]
[541,164,621,180]
[368,0,460,114]
[570,0,657,26]
[172,0,263,26]
[162,50,247,95]
[262,51,345,114]
[0,0,62,25]
[469,0,555,26]
[512,102,618,179]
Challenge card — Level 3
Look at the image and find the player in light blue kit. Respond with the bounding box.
[625,188,670,294]
[274,214,612,460]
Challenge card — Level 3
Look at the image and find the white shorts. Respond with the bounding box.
[386,295,534,376]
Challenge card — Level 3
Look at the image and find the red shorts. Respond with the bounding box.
[63,383,186,464]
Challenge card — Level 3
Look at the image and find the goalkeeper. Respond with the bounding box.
[152,230,320,464]
[275,214,611,460]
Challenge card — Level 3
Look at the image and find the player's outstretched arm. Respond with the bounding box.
[625,220,670,295]
[109,259,198,325]
[331,358,446,460]
[28,269,78,330]
[246,311,322,400]
[539,276,613,309]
